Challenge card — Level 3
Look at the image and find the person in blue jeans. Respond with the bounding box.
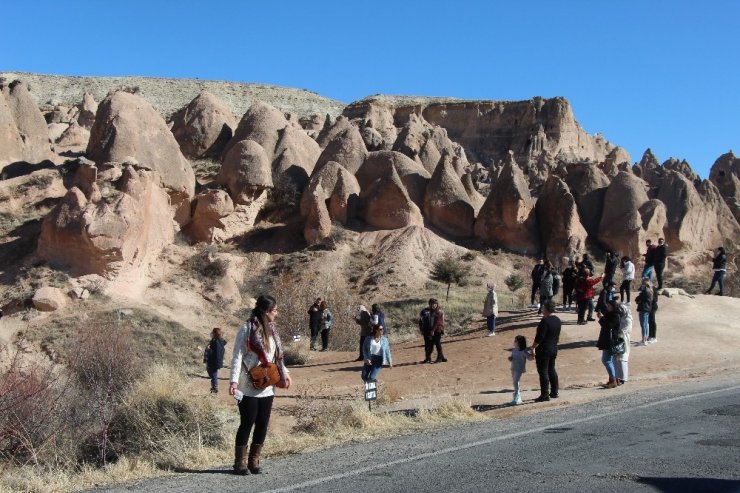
[361,324,393,381]
[705,247,727,296]
[635,278,654,346]
[204,327,227,393]
[596,300,621,388]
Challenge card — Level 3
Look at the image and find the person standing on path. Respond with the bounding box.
[530,258,545,307]
[361,324,393,382]
[705,247,727,296]
[538,260,555,315]
[204,327,227,394]
[619,256,635,302]
[229,295,291,475]
[635,277,654,345]
[483,282,499,336]
[653,238,668,289]
[509,335,531,405]
[581,253,595,275]
[419,298,447,363]
[603,251,619,287]
[575,268,604,324]
[648,285,659,344]
[529,300,561,402]
[613,301,633,385]
[371,303,387,335]
[355,305,373,362]
[597,300,621,389]
[562,259,577,311]
[308,298,322,351]
[319,300,333,351]
[641,239,656,280]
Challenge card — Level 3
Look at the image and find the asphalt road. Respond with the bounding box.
[94,375,740,493]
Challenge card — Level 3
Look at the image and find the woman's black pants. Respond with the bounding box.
[235,395,274,447]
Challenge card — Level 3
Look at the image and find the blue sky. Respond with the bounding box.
[5,1,738,178]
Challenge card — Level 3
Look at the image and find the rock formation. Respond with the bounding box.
[474,155,539,254]
[222,101,288,162]
[56,121,90,147]
[1,80,51,164]
[303,184,332,246]
[535,176,587,259]
[86,90,196,223]
[597,171,666,257]
[32,287,68,312]
[77,92,98,129]
[422,152,475,237]
[170,91,237,159]
[327,169,360,225]
[272,124,321,190]
[356,151,430,207]
[709,151,740,224]
[300,161,357,217]
[564,162,611,239]
[215,139,273,205]
[461,172,485,214]
[37,163,176,277]
[0,89,24,168]
[697,179,740,247]
[315,125,367,174]
[186,189,235,243]
[360,166,424,230]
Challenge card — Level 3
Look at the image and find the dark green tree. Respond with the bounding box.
[430,254,471,301]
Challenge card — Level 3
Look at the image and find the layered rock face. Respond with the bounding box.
[86,90,195,223]
[360,166,424,230]
[37,162,176,277]
[422,152,475,237]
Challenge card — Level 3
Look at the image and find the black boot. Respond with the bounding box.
[233,445,248,475]
[248,443,263,474]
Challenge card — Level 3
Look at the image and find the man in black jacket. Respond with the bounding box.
[530,258,545,307]
[603,251,619,287]
[308,298,322,351]
[653,238,668,289]
[530,300,561,402]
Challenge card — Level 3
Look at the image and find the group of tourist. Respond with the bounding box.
[203,242,728,475]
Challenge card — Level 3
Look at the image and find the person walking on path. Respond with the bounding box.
[307,298,322,351]
[603,251,619,287]
[641,239,656,280]
[619,256,635,302]
[561,259,577,311]
[653,238,668,289]
[318,300,333,351]
[483,282,499,336]
[538,260,555,315]
[635,277,654,345]
[613,301,633,385]
[597,300,621,389]
[530,259,545,307]
[361,324,393,382]
[509,335,531,405]
[575,268,604,324]
[355,305,373,362]
[705,247,727,296]
[229,295,292,475]
[204,327,227,394]
[371,303,387,335]
[529,300,561,402]
[419,298,447,363]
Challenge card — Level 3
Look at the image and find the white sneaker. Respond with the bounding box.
[648,338,657,344]
[486,331,496,337]
[638,341,647,346]
[511,394,523,405]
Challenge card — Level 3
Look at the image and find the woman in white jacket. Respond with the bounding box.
[483,283,499,336]
[229,295,292,475]
[619,256,635,302]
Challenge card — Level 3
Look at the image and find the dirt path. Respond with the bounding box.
[201,293,740,432]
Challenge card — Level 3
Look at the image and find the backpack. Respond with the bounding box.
[552,274,561,296]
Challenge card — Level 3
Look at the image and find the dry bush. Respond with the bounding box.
[282,339,310,366]
[68,324,140,465]
[0,344,76,466]
[107,365,227,466]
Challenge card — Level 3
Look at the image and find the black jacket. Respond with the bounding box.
[635,286,654,313]
[562,267,577,289]
[308,303,322,331]
[604,255,619,275]
[531,264,546,283]
[534,315,561,355]
[653,244,668,265]
[204,338,226,369]
[597,311,620,351]
[713,252,727,270]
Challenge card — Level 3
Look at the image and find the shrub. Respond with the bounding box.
[430,254,471,301]
[504,274,524,293]
[107,365,226,464]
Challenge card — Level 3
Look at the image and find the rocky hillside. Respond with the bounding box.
[0,72,346,119]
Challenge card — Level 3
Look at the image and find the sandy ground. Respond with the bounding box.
[200,292,740,433]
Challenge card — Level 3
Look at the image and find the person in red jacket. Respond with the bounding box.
[575,268,604,325]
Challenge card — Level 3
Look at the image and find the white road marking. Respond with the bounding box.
[264,383,740,493]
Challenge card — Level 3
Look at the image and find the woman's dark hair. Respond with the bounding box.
[621,255,631,263]
[372,303,380,312]
[515,335,527,351]
[544,259,552,270]
[211,327,222,340]
[253,295,277,317]
[718,246,725,254]
[319,300,327,310]
[429,298,439,307]
[606,299,619,311]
